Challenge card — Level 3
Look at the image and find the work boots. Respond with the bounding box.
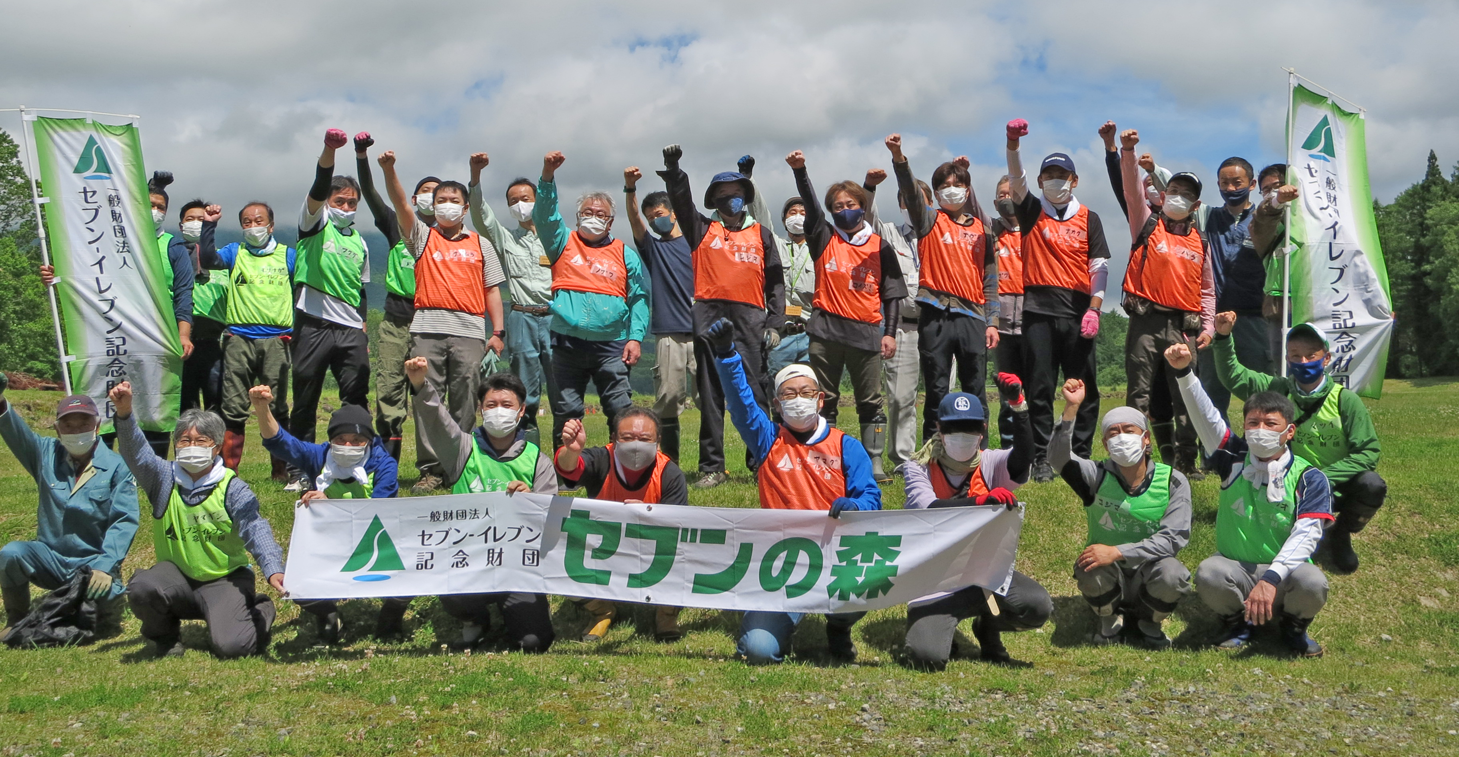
[1279,613,1324,657]
[581,599,617,642]
[861,423,890,484]
[1,584,30,641]
[972,616,1011,663]
[1212,613,1252,650]
[1323,509,1370,574]
[654,606,683,642]
[1151,421,1177,466]
[1174,446,1205,482]
[270,455,289,483]
[222,429,245,471]
[659,419,681,466]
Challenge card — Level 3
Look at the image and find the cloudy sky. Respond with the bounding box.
[3,0,1456,288]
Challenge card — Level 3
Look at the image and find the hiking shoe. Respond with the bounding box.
[695,471,728,489]
[1279,614,1324,658]
[153,637,186,658]
[1212,615,1252,650]
[284,474,310,493]
[973,617,1011,663]
[315,612,343,645]
[412,474,445,495]
[1032,457,1055,484]
[1090,614,1124,646]
[1324,528,1360,574]
[826,626,856,662]
[1129,619,1172,651]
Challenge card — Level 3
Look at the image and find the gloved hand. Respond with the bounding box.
[764,328,781,350]
[663,144,683,170]
[975,487,1019,509]
[1080,309,1101,339]
[324,128,349,149]
[150,170,174,189]
[737,154,755,178]
[1006,119,1029,141]
[353,131,374,152]
[995,372,1025,408]
[86,569,113,600]
[706,318,736,357]
[829,497,858,518]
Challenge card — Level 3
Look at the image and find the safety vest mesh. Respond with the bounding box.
[813,231,884,324]
[295,223,366,306]
[414,228,485,316]
[757,427,847,510]
[454,439,541,493]
[552,235,628,298]
[693,221,765,308]
[1123,216,1205,312]
[226,243,294,328]
[1290,386,1351,469]
[1216,455,1314,564]
[385,240,417,299]
[1086,463,1171,547]
[153,468,252,582]
[1023,205,1091,293]
[325,471,376,499]
[919,213,989,304]
[996,229,1024,295]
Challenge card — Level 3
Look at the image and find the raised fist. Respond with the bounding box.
[353,132,374,152]
[377,150,396,169]
[470,152,490,171]
[1138,153,1156,173]
[884,133,904,159]
[1214,311,1237,336]
[1098,121,1117,148]
[1119,129,1139,151]
[404,356,429,388]
[248,385,274,404]
[324,128,348,149]
[737,154,755,178]
[624,166,642,187]
[203,204,222,223]
[864,168,887,187]
[108,381,133,418]
[662,144,682,168]
[784,150,806,170]
[706,318,736,357]
[1061,378,1086,406]
[1006,119,1029,141]
[1164,343,1193,371]
[561,418,586,453]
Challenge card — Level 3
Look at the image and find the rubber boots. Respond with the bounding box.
[654,606,683,642]
[222,429,245,471]
[581,599,617,641]
[1151,421,1177,466]
[383,437,402,462]
[1324,508,1371,574]
[660,418,681,466]
[862,423,889,483]
[2,584,30,628]
[1279,613,1323,657]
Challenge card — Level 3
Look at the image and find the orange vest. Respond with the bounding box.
[758,426,847,510]
[929,460,990,499]
[996,229,1024,296]
[1023,205,1091,293]
[596,444,670,503]
[1123,217,1205,313]
[919,212,989,304]
[693,221,765,308]
[552,233,627,298]
[414,228,486,316]
[812,231,883,324]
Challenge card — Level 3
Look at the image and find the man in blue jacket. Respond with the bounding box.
[248,386,402,643]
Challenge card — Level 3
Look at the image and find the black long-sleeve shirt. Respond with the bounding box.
[357,155,414,323]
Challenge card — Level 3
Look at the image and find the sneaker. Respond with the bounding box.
[284,474,310,493]
[826,626,856,662]
[1032,457,1055,484]
[411,474,445,495]
[695,471,728,489]
[315,612,342,645]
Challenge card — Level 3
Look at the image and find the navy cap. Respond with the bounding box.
[704,171,756,208]
[1040,152,1076,175]
[1168,171,1203,199]
[937,392,985,424]
[56,394,98,419]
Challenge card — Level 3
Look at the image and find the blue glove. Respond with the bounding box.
[829,497,857,518]
[706,318,737,358]
[737,154,755,178]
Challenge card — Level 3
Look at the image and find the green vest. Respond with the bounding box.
[193,275,228,323]
[156,232,176,287]
[1290,386,1350,469]
[153,468,252,582]
[226,243,294,328]
[325,471,376,499]
[453,438,540,494]
[1216,454,1314,564]
[1086,463,1172,547]
[384,240,417,298]
[295,222,366,306]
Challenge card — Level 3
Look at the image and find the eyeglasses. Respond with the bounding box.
[176,438,215,448]
[778,389,821,401]
[578,210,612,221]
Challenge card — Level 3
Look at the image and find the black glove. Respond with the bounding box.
[738,154,755,178]
[663,144,683,171]
[150,170,174,190]
[829,497,857,518]
[353,131,375,152]
[928,497,974,509]
[706,318,736,358]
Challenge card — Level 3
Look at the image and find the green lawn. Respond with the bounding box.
[1,380,1458,756]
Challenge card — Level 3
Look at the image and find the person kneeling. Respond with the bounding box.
[1051,379,1192,649]
[110,383,285,659]
[407,358,556,653]
[1167,343,1330,657]
[252,387,406,644]
[555,410,688,642]
[707,318,881,665]
[899,376,1052,670]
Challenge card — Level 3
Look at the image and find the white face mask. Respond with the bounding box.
[942,432,982,462]
[415,193,435,215]
[329,443,369,469]
[784,214,806,236]
[1145,185,1163,207]
[509,200,535,224]
[779,396,820,430]
[1163,195,1194,221]
[180,220,203,242]
[578,216,609,237]
[434,202,465,224]
[899,208,912,228]
[1105,433,1147,467]
[1246,427,1290,459]
[327,207,356,229]
[151,208,166,227]
[59,431,97,457]
[1042,179,1073,205]
[243,226,272,248]
[481,407,521,438]
[615,440,658,471]
[937,186,968,210]
[175,445,215,474]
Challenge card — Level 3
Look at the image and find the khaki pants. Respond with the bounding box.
[883,326,920,467]
[652,334,697,419]
[1124,310,1199,458]
[374,316,414,443]
[411,334,487,477]
[220,333,290,431]
[808,337,884,425]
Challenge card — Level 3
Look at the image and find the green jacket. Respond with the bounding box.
[1212,334,1380,487]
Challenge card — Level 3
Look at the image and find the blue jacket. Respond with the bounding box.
[260,427,398,498]
[714,351,881,512]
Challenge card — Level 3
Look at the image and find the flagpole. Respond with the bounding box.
[1280,72,1298,378]
[17,107,74,394]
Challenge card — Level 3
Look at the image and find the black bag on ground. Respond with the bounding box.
[3,566,99,648]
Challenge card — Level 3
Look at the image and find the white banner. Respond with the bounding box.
[284,493,1023,613]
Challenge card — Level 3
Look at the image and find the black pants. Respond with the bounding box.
[439,592,555,653]
[290,312,370,444]
[919,308,989,442]
[994,332,1025,449]
[128,563,275,659]
[903,571,1052,670]
[181,334,225,415]
[694,313,766,474]
[1333,470,1387,531]
[1023,311,1099,459]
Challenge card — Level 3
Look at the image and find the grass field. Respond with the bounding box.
[1,379,1458,756]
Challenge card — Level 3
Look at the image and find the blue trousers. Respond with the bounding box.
[0,541,123,599]
[549,333,635,452]
[766,332,811,383]
[507,309,558,422]
[737,610,865,665]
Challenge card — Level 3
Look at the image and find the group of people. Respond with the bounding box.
[0,119,1387,665]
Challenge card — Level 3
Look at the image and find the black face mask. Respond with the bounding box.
[716,196,745,217]
[994,198,1017,219]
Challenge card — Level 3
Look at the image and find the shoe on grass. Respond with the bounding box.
[695,471,728,489]
[411,474,445,495]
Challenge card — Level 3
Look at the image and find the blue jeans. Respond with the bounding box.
[550,333,635,452]
[0,541,123,599]
[507,309,557,419]
[737,610,864,665]
[766,331,810,381]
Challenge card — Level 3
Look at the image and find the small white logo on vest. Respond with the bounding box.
[777,454,795,471]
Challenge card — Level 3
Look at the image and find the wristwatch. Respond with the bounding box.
[624,186,636,193]
[492,330,506,338]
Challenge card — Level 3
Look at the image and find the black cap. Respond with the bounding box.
[327,404,374,441]
[1168,171,1203,199]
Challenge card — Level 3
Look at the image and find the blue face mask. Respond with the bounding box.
[650,215,675,235]
[1288,357,1326,385]
[1220,186,1250,206]
[717,196,745,217]
[832,208,865,231]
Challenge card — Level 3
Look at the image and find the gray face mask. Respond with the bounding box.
[615,440,658,471]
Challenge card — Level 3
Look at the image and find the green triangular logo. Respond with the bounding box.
[341,515,405,572]
[1301,115,1336,159]
[71,135,113,178]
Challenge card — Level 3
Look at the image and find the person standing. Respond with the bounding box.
[875,174,926,472]
[182,200,227,416]
[658,145,785,488]
[991,176,1027,449]
[1004,119,1112,481]
[288,128,373,491]
[766,197,814,379]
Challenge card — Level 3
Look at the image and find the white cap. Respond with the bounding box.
[774,364,818,391]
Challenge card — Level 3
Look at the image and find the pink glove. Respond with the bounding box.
[1006,119,1029,140]
[324,128,348,149]
[352,131,374,152]
[1080,309,1101,338]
